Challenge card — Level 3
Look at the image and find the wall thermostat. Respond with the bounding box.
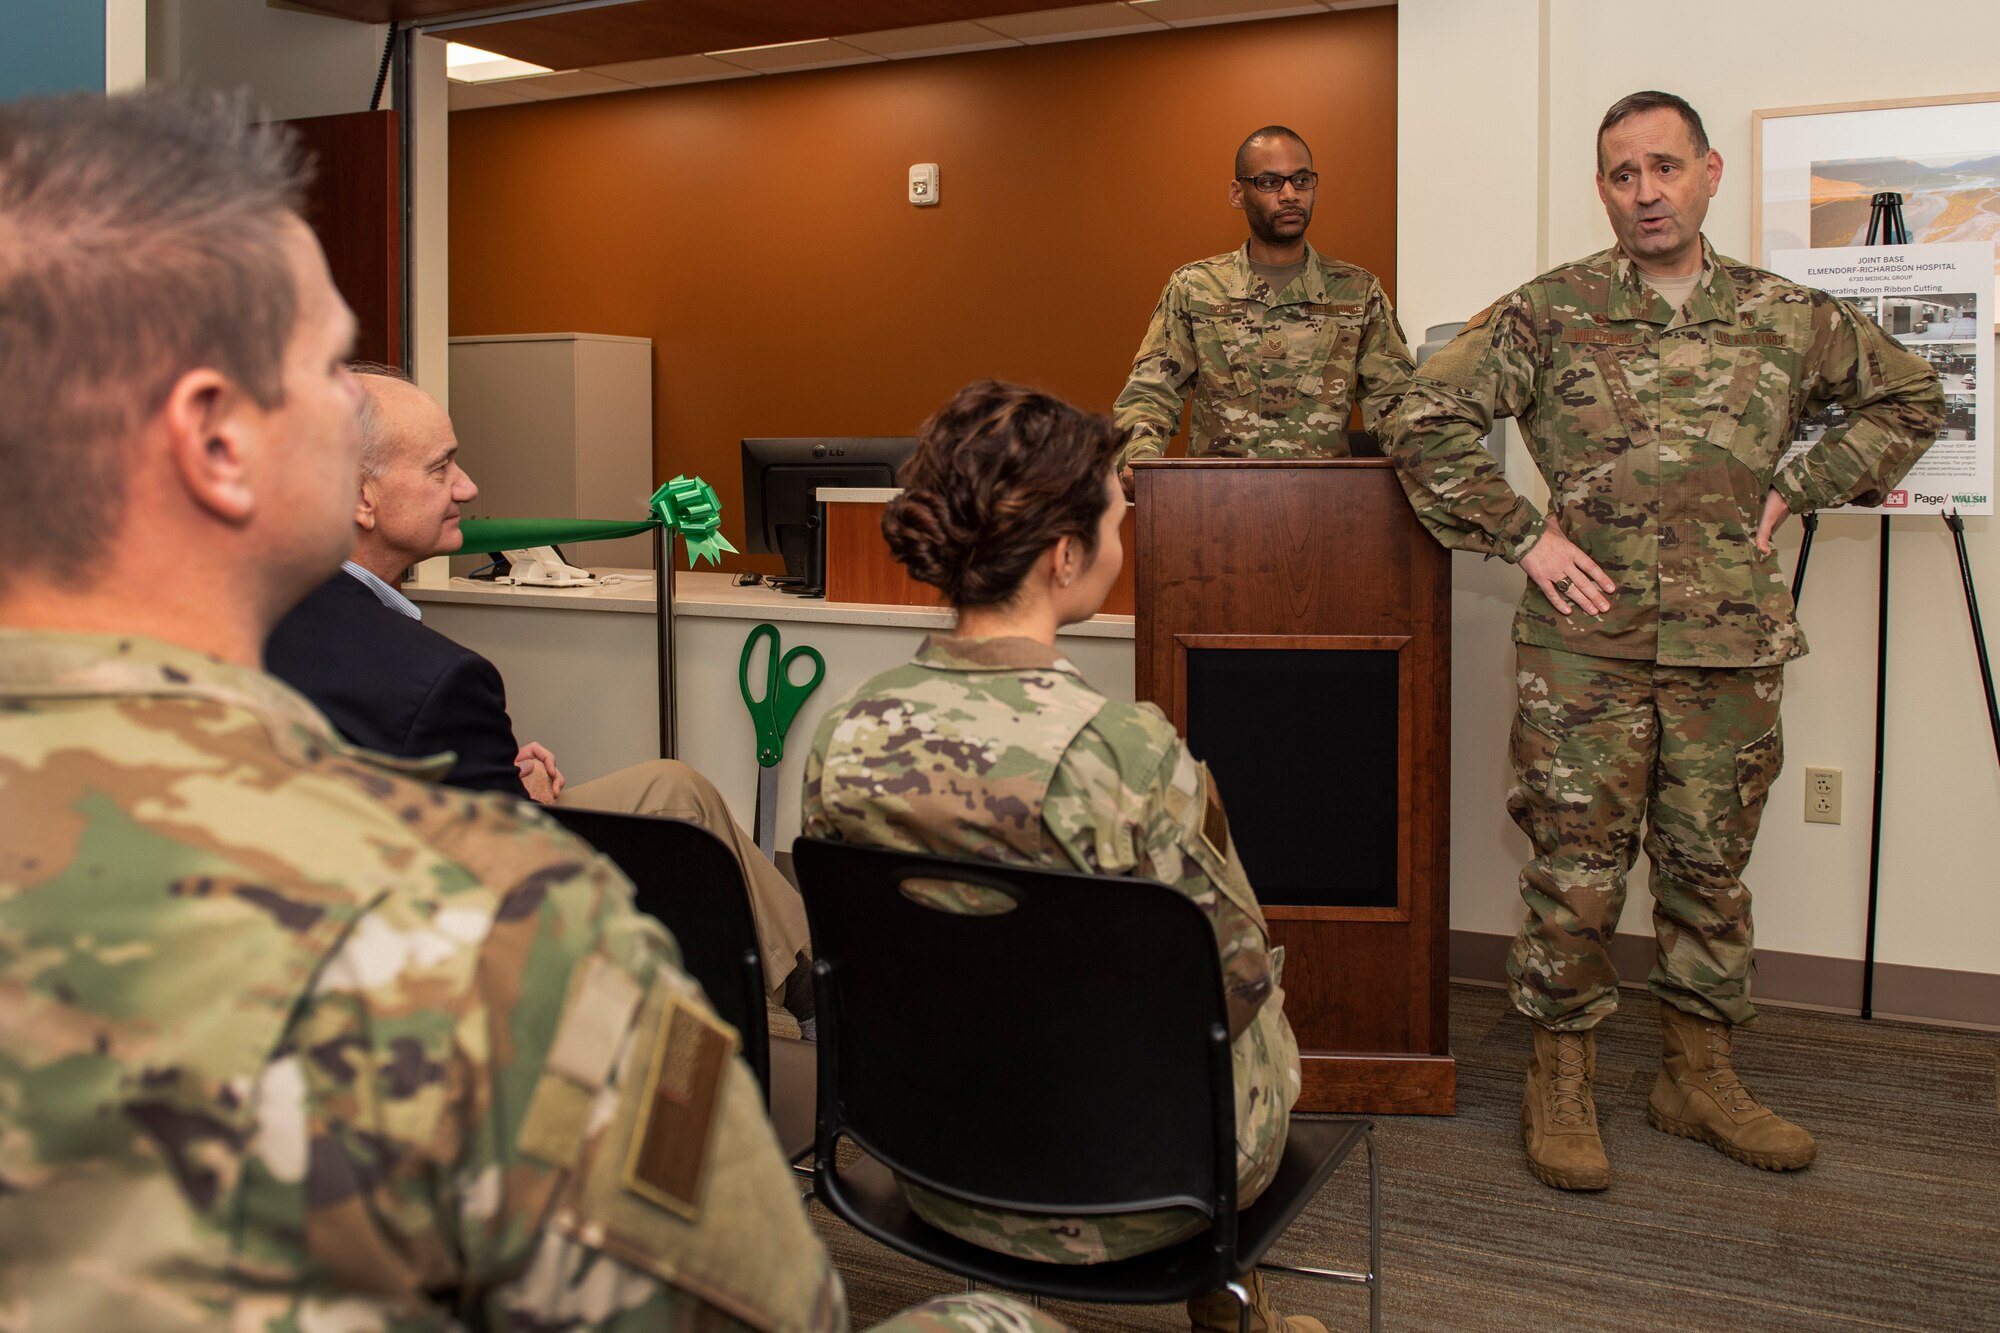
[908,162,939,206]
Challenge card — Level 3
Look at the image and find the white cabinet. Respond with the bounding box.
[447,333,654,571]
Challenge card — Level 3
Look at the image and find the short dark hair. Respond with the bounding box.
[883,381,1123,609]
[0,87,310,590]
[1236,125,1311,178]
[1596,91,1709,173]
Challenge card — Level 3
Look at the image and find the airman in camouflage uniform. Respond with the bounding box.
[803,635,1301,1266]
[1384,91,1941,1192]
[0,631,849,1331]
[1113,126,1412,469]
[0,86,1060,1333]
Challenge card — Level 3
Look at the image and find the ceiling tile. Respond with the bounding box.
[978,4,1170,44]
[1132,0,1328,27]
[503,70,641,101]
[706,38,887,73]
[842,21,1022,58]
[447,79,536,111]
[590,53,758,86]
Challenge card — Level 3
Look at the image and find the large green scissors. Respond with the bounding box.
[738,621,825,856]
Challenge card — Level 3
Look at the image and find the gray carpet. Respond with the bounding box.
[809,983,2000,1331]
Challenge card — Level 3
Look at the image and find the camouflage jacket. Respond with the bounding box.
[0,630,850,1332]
[801,635,1300,1264]
[1112,242,1414,467]
[1384,238,1943,667]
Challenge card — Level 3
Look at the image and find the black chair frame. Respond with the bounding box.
[792,838,1380,1330]
[546,806,814,1164]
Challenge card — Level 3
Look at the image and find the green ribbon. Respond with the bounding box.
[650,475,739,568]
[457,517,657,549]
[455,473,740,571]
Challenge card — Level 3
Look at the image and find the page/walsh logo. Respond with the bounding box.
[1884,489,1910,508]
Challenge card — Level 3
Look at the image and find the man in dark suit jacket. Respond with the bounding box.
[268,559,533,793]
[266,368,814,1027]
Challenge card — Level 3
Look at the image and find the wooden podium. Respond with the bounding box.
[1132,459,1454,1114]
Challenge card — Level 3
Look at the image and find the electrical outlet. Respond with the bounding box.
[1803,766,1841,824]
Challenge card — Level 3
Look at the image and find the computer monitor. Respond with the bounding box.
[740,437,918,591]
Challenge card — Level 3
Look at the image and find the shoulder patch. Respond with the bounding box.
[621,994,738,1220]
[1463,302,1496,332]
[1201,772,1231,862]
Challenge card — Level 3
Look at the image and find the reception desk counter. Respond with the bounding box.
[407,568,1134,849]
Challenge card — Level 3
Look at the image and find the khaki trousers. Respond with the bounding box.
[558,759,810,996]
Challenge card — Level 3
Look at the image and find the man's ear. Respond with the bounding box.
[161,367,256,525]
[1705,148,1725,198]
[1228,178,1247,212]
[354,474,379,531]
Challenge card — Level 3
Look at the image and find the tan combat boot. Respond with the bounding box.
[1521,1025,1609,1190]
[1186,1272,1327,1333]
[1647,1002,1816,1171]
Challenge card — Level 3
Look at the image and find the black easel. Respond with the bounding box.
[1797,194,2000,1018]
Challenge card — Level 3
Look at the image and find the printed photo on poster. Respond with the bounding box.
[1769,241,1993,516]
[1756,92,2000,332]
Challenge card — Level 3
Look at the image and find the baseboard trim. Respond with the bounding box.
[1449,930,2000,1032]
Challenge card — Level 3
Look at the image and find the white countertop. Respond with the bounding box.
[405,569,1134,639]
[405,569,661,613]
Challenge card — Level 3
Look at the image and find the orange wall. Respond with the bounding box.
[449,8,1397,569]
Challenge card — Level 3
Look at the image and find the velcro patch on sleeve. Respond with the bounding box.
[1559,327,1641,345]
[1462,302,1496,331]
[518,1076,596,1169]
[546,956,643,1088]
[620,994,738,1220]
[1200,772,1231,863]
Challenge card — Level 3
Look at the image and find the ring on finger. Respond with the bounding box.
[1552,575,1575,595]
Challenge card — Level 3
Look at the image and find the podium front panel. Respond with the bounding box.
[1134,458,1454,1113]
[1182,640,1402,911]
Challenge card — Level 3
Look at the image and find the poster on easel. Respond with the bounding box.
[1770,241,1993,515]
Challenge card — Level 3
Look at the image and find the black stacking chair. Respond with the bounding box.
[792,838,1380,1332]
[548,807,814,1164]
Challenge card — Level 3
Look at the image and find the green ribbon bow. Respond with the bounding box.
[650,474,739,568]
[455,473,740,570]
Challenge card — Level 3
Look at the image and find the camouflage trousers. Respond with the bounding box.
[1506,644,1784,1032]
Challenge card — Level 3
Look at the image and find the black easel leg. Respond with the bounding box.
[1862,516,1890,1020]
[1944,511,2000,770]
[1791,512,1819,605]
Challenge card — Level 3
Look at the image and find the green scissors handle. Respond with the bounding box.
[739,622,825,767]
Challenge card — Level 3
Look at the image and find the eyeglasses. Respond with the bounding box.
[1237,170,1319,193]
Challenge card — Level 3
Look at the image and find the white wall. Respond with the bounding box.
[146,0,386,121]
[106,0,146,91]
[1401,0,2000,979]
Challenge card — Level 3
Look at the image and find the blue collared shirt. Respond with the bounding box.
[341,561,421,621]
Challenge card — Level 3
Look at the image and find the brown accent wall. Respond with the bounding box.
[291,110,401,369]
[449,8,1397,569]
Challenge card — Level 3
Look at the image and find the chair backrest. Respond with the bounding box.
[547,807,771,1096]
[791,837,1238,1228]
